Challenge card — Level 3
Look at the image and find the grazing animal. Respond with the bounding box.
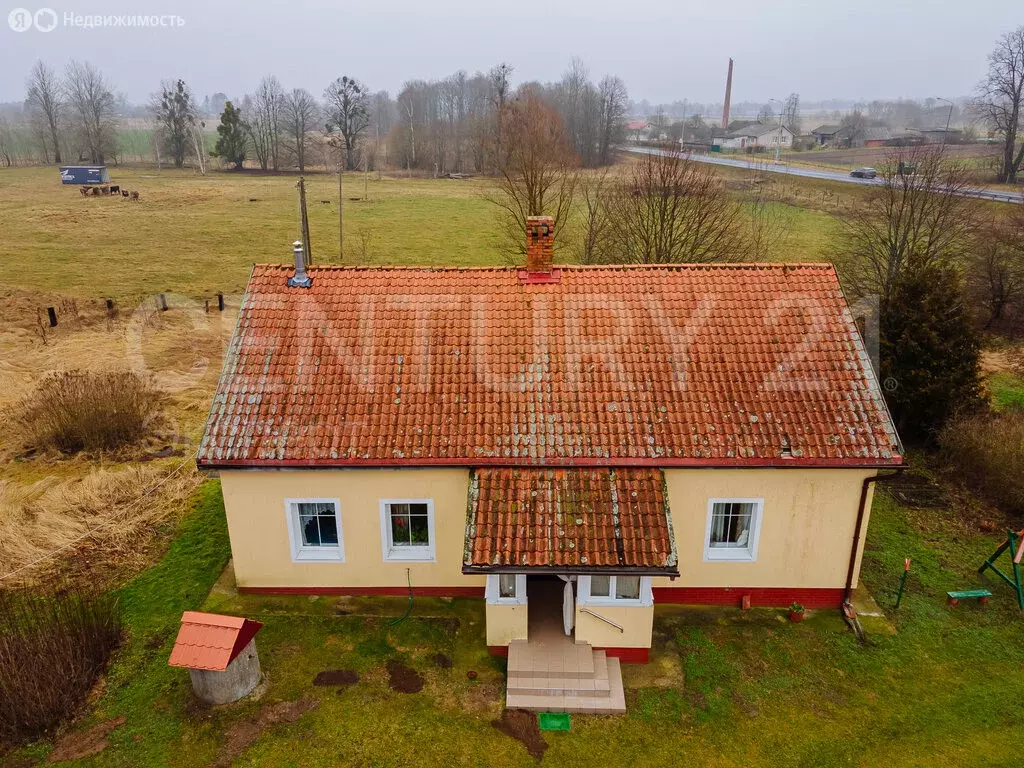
[110,185,120,194]
[80,187,88,197]
[320,199,331,204]
[121,190,130,198]
[130,191,140,202]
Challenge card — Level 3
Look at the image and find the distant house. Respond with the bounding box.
[714,122,794,150]
[916,127,964,145]
[626,120,650,142]
[811,125,841,146]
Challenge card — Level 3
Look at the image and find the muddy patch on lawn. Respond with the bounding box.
[430,653,453,669]
[213,697,318,768]
[492,709,547,761]
[460,682,502,715]
[312,669,359,689]
[385,659,424,693]
[47,716,125,763]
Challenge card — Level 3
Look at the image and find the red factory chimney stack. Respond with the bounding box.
[721,58,734,131]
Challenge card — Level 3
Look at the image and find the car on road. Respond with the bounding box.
[850,167,877,179]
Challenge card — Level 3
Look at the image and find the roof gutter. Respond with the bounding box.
[200,456,904,471]
[843,468,904,603]
[462,564,679,578]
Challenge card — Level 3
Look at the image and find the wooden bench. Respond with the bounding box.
[947,589,992,606]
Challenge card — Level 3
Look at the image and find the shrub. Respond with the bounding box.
[10,370,161,454]
[940,411,1024,515]
[0,589,122,743]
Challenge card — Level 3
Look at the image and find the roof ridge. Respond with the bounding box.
[253,262,837,272]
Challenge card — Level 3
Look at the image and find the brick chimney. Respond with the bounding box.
[525,216,554,274]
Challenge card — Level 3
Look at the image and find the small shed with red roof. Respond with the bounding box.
[169,611,263,704]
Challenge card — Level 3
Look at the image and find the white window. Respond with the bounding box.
[284,498,344,562]
[485,573,527,605]
[578,575,653,607]
[379,499,436,562]
[704,498,763,562]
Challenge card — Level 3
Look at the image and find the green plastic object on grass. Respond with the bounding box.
[538,712,571,731]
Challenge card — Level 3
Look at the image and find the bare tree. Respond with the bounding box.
[974,25,1024,183]
[836,144,979,308]
[967,207,1024,330]
[488,88,579,258]
[323,75,370,170]
[597,76,628,166]
[63,61,116,164]
[782,92,801,136]
[488,63,513,171]
[284,88,319,172]
[575,169,612,264]
[0,118,14,167]
[597,149,747,264]
[247,76,284,171]
[839,110,867,147]
[25,61,62,164]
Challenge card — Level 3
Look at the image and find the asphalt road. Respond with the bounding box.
[623,146,1024,205]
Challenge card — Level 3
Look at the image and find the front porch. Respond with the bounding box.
[504,576,627,713]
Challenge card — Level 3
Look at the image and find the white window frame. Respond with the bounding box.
[379,498,436,562]
[577,575,653,607]
[284,497,345,563]
[703,498,764,562]
[485,574,527,606]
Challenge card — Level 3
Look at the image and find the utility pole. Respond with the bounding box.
[769,97,784,164]
[935,97,954,152]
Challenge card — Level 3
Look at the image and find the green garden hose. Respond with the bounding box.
[387,568,413,627]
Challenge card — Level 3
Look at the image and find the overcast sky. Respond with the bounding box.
[1,0,1018,106]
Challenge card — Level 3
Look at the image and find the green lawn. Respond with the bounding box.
[7,479,1023,767]
[990,372,1024,412]
[0,166,846,304]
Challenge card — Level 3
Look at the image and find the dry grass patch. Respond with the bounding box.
[0,462,202,587]
[7,370,162,455]
[940,411,1024,515]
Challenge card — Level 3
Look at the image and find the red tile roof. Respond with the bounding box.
[168,612,262,672]
[197,264,901,468]
[464,467,677,573]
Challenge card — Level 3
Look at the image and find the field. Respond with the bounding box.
[2,163,1024,766]
[780,144,1002,172]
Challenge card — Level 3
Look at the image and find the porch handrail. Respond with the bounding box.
[579,608,624,632]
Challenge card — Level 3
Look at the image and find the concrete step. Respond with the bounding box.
[505,658,626,714]
[507,639,594,679]
[507,671,611,697]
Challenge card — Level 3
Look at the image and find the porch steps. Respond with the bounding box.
[505,640,626,714]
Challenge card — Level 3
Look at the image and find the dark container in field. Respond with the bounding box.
[59,166,110,185]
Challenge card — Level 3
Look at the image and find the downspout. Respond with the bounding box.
[843,469,904,604]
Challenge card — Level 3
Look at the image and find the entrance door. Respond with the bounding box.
[526,575,575,643]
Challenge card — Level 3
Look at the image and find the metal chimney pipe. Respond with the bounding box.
[287,240,312,288]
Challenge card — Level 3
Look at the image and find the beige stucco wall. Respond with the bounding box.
[575,604,653,649]
[219,468,484,590]
[219,466,876,595]
[656,468,876,591]
[486,604,529,646]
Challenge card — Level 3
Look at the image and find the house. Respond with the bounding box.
[197,218,902,683]
[915,127,963,145]
[713,122,794,150]
[810,124,841,146]
[860,127,894,148]
[625,120,649,142]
